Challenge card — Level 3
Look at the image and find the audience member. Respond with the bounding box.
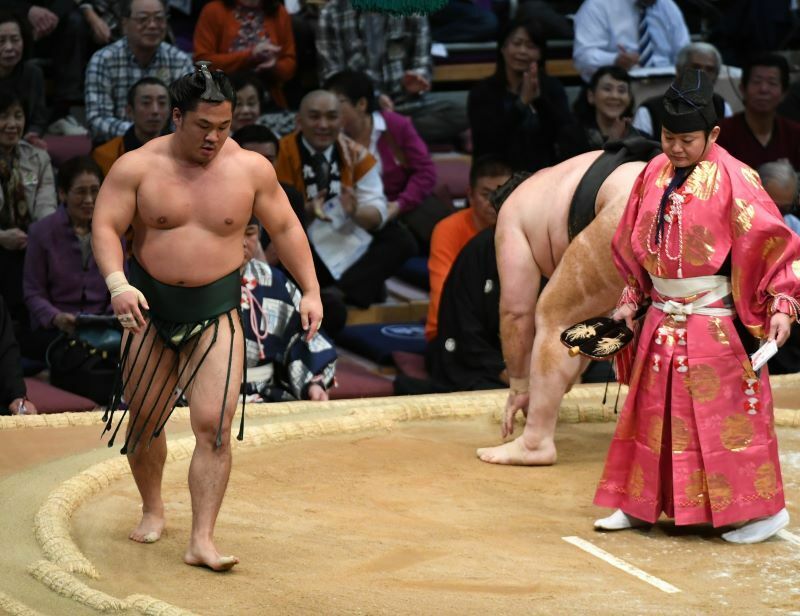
[759,159,800,235]
[92,76,170,175]
[717,53,800,170]
[275,90,416,308]
[468,17,569,172]
[240,218,336,402]
[78,0,123,44]
[0,294,37,415]
[193,0,296,109]
[711,0,796,66]
[573,0,690,83]
[7,0,89,120]
[233,123,347,336]
[0,11,48,146]
[556,65,645,161]
[316,0,468,145]
[325,69,448,252]
[429,0,498,43]
[229,71,296,136]
[633,42,732,139]
[0,86,56,323]
[22,156,117,360]
[425,155,511,342]
[84,0,193,142]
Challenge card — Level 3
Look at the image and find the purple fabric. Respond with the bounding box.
[23,206,118,329]
[377,110,437,213]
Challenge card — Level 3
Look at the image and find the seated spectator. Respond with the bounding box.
[84,0,193,142]
[633,42,733,139]
[275,90,417,308]
[717,53,800,170]
[316,0,468,145]
[429,0,498,43]
[573,0,690,83]
[325,69,449,252]
[425,155,511,342]
[556,65,645,162]
[22,156,118,360]
[759,159,800,235]
[194,0,296,109]
[0,294,37,415]
[78,0,123,45]
[233,123,347,336]
[229,71,296,137]
[0,86,56,323]
[92,76,170,175]
[240,218,336,402]
[468,17,570,172]
[0,11,48,147]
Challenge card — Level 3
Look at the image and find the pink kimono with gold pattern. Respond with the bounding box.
[594,144,800,527]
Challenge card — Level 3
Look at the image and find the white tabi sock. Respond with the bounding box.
[721,508,789,544]
[594,508,649,531]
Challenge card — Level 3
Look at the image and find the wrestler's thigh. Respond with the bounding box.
[182,310,244,437]
[121,323,180,434]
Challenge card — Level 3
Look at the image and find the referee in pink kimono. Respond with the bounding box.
[594,69,800,543]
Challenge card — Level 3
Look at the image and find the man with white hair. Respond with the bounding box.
[759,159,800,235]
[632,41,732,138]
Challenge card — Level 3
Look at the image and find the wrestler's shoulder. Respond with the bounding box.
[218,140,274,176]
[112,136,172,174]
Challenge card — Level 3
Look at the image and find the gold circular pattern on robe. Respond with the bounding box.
[707,317,730,346]
[762,236,788,268]
[706,472,733,509]
[672,416,690,453]
[684,161,719,200]
[741,166,764,190]
[720,413,754,452]
[627,462,645,498]
[754,462,778,499]
[684,469,707,505]
[683,364,721,403]
[684,225,717,266]
[646,416,663,454]
[732,198,755,238]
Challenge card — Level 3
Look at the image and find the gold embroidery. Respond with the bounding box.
[732,198,754,237]
[708,317,730,345]
[646,416,663,454]
[741,166,763,190]
[654,160,673,188]
[672,417,690,453]
[684,161,719,200]
[741,360,756,381]
[754,462,778,499]
[564,323,597,342]
[627,463,644,498]
[707,472,733,510]
[684,225,716,266]
[684,469,707,506]
[683,364,720,403]
[720,414,754,451]
[745,323,766,339]
[762,236,788,267]
[595,334,625,355]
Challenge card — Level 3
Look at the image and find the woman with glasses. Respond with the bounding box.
[22,156,120,360]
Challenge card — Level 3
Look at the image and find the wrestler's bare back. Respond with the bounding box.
[126,135,271,286]
[500,151,645,278]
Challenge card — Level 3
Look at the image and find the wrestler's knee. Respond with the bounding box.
[191,416,233,449]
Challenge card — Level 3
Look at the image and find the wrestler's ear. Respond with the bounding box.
[172,107,182,127]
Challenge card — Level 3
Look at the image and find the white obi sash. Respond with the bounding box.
[650,274,735,322]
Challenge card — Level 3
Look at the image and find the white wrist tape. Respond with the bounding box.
[509,376,529,394]
[106,271,147,306]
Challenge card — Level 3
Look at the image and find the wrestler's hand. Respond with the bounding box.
[768,311,793,347]
[501,390,529,439]
[612,303,636,331]
[308,383,329,401]
[299,290,323,342]
[111,291,148,334]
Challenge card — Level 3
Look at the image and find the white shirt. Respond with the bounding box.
[572,0,691,82]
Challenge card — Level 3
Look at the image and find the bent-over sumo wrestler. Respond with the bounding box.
[476,138,659,465]
[91,64,322,570]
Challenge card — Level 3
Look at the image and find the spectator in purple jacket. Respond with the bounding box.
[22,156,119,359]
[325,69,450,252]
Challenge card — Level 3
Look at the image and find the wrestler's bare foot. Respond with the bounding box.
[129,510,165,544]
[476,436,557,466]
[184,539,239,572]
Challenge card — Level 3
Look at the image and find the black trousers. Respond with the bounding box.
[314,221,418,309]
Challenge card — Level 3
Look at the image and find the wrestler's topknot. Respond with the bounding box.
[169,62,237,115]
